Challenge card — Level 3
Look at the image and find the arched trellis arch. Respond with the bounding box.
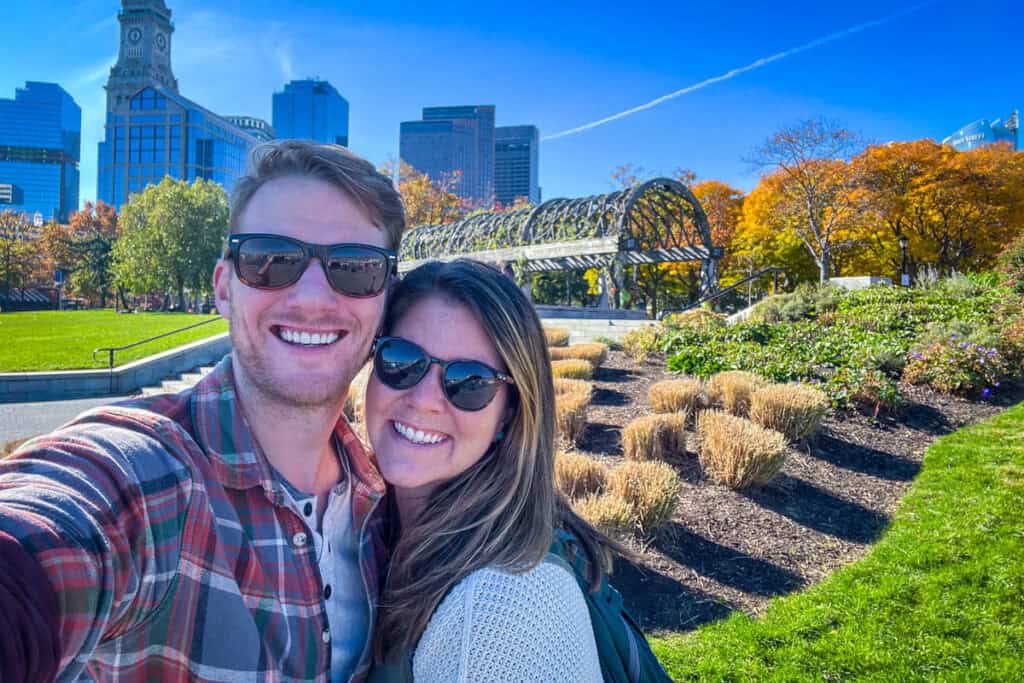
[399,177,723,297]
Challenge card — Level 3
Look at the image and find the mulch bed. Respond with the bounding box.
[578,351,1022,634]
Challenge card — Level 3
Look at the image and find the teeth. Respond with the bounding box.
[393,421,445,445]
[278,328,341,346]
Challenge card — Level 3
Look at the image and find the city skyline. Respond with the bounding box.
[0,0,1021,210]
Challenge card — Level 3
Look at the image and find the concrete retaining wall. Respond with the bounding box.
[0,333,230,403]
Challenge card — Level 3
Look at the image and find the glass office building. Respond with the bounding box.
[942,111,1019,152]
[0,82,81,222]
[273,80,349,146]
[225,116,275,143]
[400,105,495,205]
[97,87,257,208]
[495,125,540,206]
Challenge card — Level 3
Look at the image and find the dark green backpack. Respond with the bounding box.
[548,529,674,683]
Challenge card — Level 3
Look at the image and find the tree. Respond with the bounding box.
[114,178,228,308]
[692,180,744,285]
[67,201,119,307]
[751,119,864,282]
[0,210,35,304]
[381,160,464,228]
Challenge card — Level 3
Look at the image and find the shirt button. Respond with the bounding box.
[292,532,307,548]
[323,584,332,600]
[321,628,331,643]
[303,502,313,516]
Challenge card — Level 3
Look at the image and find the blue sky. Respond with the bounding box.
[1,0,1021,207]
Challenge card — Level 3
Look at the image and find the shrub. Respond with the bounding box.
[649,378,706,415]
[749,383,829,442]
[544,327,571,347]
[621,413,689,461]
[999,233,1024,295]
[553,377,593,401]
[556,393,591,445]
[592,335,623,351]
[697,411,787,489]
[551,359,593,380]
[663,309,727,332]
[555,451,607,499]
[622,325,660,362]
[606,461,682,535]
[548,342,609,369]
[827,368,901,418]
[707,371,767,416]
[749,283,840,324]
[903,337,1009,397]
[574,493,636,539]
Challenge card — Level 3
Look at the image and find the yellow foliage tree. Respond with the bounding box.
[381,160,464,228]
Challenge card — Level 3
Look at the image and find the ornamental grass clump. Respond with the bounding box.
[574,494,636,540]
[548,342,609,369]
[551,358,593,380]
[749,383,829,443]
[553,377,593,401]
[707,370,768,417]
[697,411,787,490]
[649,378,706,416]
[554,451,607,499]
[621,413,689,461]
[544,327,571,347]
[606,461,682,536]
[555,392,592,446]
[622,325,659,362]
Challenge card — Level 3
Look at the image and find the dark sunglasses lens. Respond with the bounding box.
[444,361,500,411]
[236,237,305,288]
[375,338,429,390]
[326,246,390,297]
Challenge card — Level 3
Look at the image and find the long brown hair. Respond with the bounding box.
[372,259,622,662]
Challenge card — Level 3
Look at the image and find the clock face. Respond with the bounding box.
[156,33,167,51]
[128,27,142,44]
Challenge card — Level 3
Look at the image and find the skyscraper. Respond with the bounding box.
[97,0,259,208]
[0,82,81,222]
[400,105,495,205]
[272,80,350,146]
[942,111,1019,152]
[494,125,540,206]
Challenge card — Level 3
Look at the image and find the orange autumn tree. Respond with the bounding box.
[692,180,743,286]
[68,201,119,307]
[382,160,464,228]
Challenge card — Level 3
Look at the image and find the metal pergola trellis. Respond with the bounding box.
[398,177,723,299]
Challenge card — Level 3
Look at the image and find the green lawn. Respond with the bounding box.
[650,402,1024,681]
[0,310,228,372]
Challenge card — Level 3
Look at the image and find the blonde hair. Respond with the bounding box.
[372,259,620,662]
[229,139,406,250]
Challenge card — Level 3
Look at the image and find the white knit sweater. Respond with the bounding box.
[411,560,604,682]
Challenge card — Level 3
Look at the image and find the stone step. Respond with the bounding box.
[138,364,217,398]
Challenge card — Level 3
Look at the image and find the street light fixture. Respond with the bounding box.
[898,234,909,287]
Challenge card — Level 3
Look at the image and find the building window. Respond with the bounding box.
[130,88,167,111]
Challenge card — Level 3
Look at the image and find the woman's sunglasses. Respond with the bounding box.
[226,233,397,298]
[372,336,515,412]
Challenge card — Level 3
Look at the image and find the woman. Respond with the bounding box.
[363,259,620,681]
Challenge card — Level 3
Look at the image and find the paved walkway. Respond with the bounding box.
[1,395,131,443]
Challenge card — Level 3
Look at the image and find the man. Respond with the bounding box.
[0,140,406,682]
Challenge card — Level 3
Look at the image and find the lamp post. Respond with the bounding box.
[899,234,909,287]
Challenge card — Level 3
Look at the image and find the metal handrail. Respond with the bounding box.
[92,316,225,385]
[659,267,788,319]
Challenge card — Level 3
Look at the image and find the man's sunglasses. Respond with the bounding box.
[226,233,397,298]
[372,336,515,412]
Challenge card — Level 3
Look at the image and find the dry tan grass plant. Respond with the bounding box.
[708,371,768,417]
[554,451,607,499]
[749,383,829,442]
[556,393,591,446]
[621,413,689,461]
[648,378,705,415]
[548,343,609,369]
[553,377,593,400]
[544,327,571,347]
[574,493,636,540]
[343,362,372,425]
[606,461,683,536]
[697,410,787,489]
[551,359,593,380]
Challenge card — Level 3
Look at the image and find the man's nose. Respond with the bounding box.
[287,258,338,303]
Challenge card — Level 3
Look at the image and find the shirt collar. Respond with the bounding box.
[190,354,385,501]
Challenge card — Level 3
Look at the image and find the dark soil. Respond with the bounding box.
[579,351,1022,635]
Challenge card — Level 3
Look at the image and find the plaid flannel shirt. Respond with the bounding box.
[0,355,388,682]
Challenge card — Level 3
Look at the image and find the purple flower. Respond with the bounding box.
[960,342,969,349]
[995,381,1002,388]
[981,387,992,399]
[987,349,997,358]
[950,332,958,338]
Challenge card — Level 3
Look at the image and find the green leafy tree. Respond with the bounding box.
[0,209,36,304]
[114,178,228,308]
[67,201,119,307]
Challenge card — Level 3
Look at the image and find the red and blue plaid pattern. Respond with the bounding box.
[0,355,388,682]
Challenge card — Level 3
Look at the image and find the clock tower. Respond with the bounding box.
[105,0,178,111]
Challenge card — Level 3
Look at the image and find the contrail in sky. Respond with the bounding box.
[542,3,933,141]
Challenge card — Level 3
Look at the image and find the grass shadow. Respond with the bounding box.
[594,366,639,383]
[742,474,890,544]
[612,556,735,632]
[812,431,921,482]
[580,421,621,456]
[592,387,629,407]
[655,522,805,598]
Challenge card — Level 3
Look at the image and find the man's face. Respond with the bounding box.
[213,175,389,409]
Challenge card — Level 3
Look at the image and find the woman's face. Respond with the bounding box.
[365,295,511,503]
